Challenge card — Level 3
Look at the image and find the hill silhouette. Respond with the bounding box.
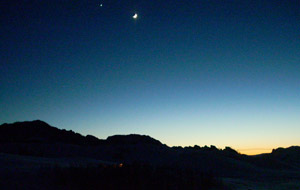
[0,120,102,145]
[0,120,300,189]
[106,134,163,145]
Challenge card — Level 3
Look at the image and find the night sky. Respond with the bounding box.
[1,0,300,154]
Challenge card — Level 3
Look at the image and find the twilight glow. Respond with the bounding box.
[1,0,299,155]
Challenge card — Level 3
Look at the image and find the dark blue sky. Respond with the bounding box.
[1,0,300,154]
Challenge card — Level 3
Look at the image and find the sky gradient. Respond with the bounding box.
[1,0,300,155]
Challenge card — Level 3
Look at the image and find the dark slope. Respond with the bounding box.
[0,121,172,162]
[0,120,102,145]
[106,134,163,145]
[0,120,300,180]
[270,146,300,168]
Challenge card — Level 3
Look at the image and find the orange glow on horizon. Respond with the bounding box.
[237,148,273,155]
[167,142,278,155]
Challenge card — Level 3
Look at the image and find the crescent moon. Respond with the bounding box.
[133,13,138,19]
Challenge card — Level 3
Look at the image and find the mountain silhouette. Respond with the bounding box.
[0,120,102,145]
[106,134,163,145]
[0,120,300,189]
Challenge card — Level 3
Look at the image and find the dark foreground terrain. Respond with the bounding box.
[0,161,226,190]
[0,120,300,189]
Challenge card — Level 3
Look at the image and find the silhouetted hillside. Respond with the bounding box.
[0,120,102,145]
[270,146,300,167]
[0,120,300,190]
[106,134,163,146]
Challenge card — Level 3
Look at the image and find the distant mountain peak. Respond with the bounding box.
[0,121,166,147]
[30,120,50,125]
[106,134,163,145]
[271,146,300,154]
[1,120,50,127]
[0,120,101,145]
